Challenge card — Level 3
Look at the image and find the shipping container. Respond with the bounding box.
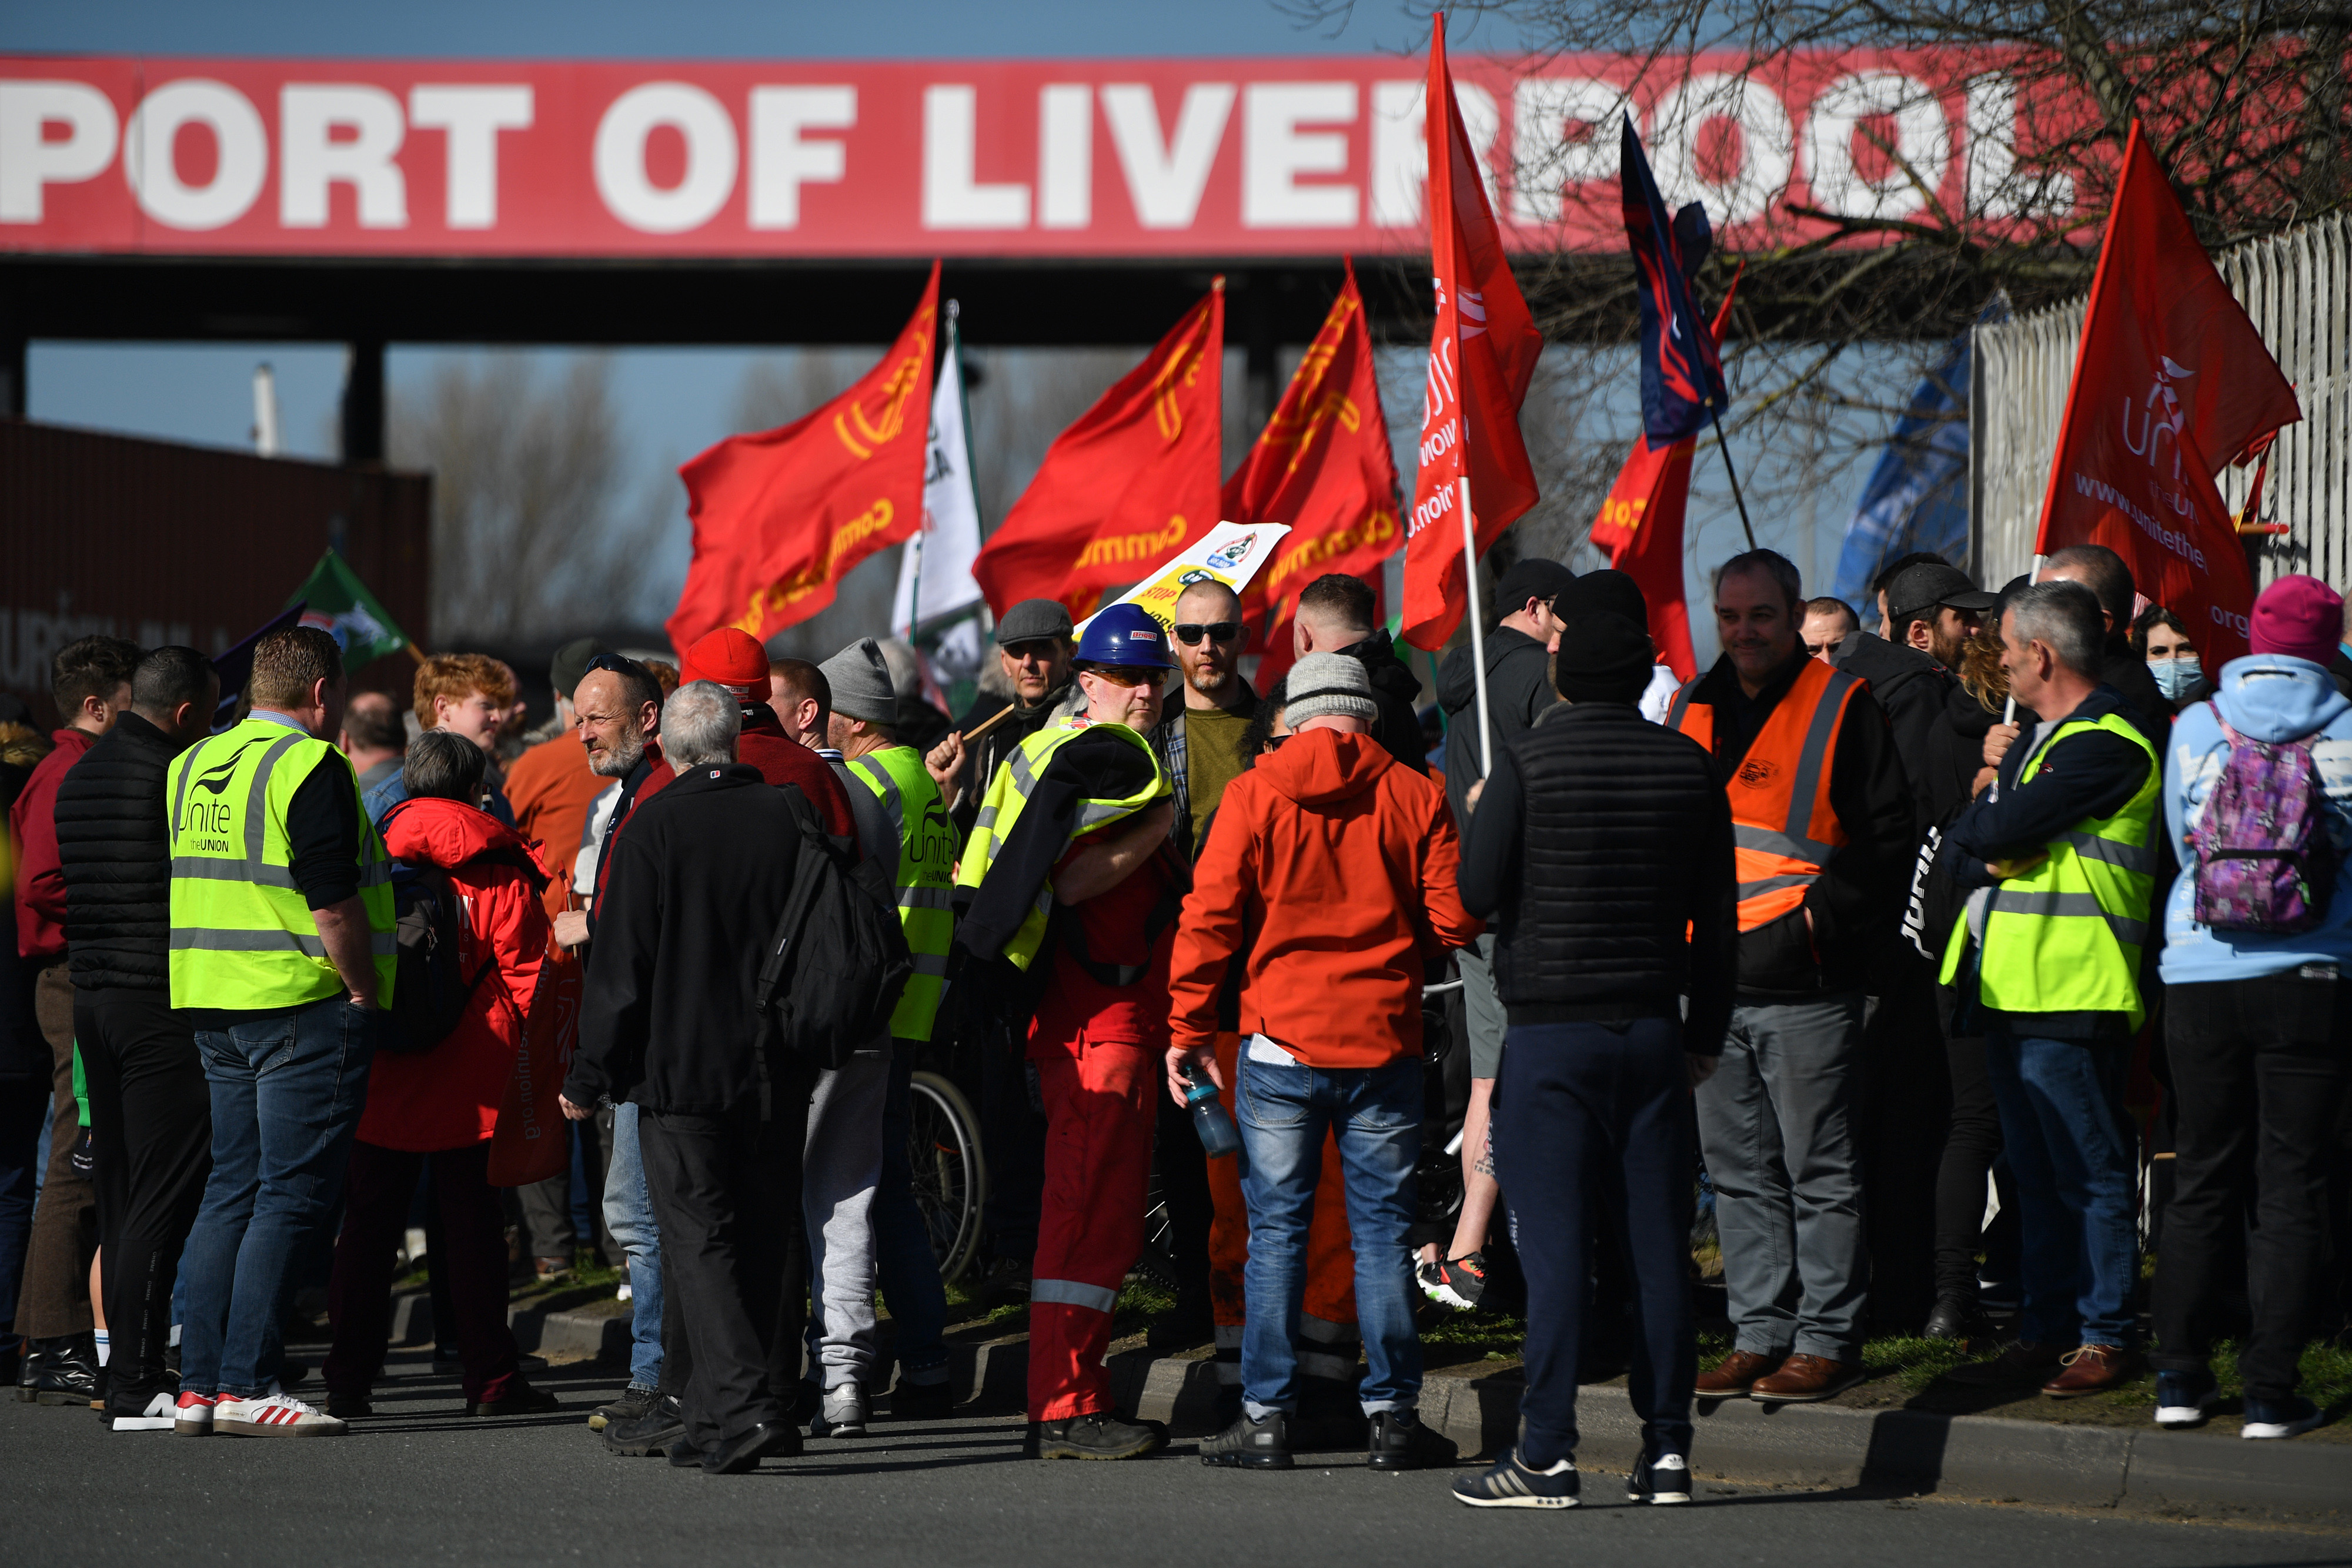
[1,419,430,727]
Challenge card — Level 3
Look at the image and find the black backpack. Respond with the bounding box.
[379,801,499,1055]
[750,783,914,1106]
[383,859,491,1054]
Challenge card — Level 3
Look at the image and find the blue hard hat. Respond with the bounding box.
[1074,602,1176,670]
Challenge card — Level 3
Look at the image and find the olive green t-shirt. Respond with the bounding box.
[1183,703,1255,851]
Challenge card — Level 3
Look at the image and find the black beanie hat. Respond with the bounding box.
[1494,558,1575,621]
[1553,569,1648,628]
[1552,611,1655,704]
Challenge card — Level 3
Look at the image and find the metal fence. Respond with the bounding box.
[1970,214,2352,594]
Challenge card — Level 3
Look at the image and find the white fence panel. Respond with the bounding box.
[1971,214,2352,596]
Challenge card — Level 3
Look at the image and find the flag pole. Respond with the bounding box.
[1459,472,1493,777]
[1708,406,1757,550]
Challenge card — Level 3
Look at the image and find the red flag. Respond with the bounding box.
[2034,123,2300,665]
[1227,261,1401,684]
[668,263,940,648]
[1588,281,1740,683]
[971,283,1224,622]
[1401,11,1544,653]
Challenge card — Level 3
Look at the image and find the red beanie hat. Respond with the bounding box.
[2249,575,2344,668]
[681,627,772,703]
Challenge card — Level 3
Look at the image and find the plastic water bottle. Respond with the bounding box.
[1185,1062,1241,1158]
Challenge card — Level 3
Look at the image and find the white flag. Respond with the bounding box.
[893,307,985,650]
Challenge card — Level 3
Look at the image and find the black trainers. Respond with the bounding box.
[1626,1450,1693,1505]
[1417,1253,1488,1312]
[472,1382,560,1417]
[2153,1369,2219,1429]
[323,1393,373,1420]
[888,1378,954,1421]
[1367,1409,1457,1471]
[1027,1410,1167,1460]
[590,1383,660,1433]
[1453,1446,1580,1508]
[2241,1395,2323,1440]
[1200,1409,1293,1469]
[603,1394,686,1456]
[704,1419,800,1474]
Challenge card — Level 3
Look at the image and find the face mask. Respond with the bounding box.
[2151,656,2203,700]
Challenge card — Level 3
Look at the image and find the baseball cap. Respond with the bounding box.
[1887,562,1999,627]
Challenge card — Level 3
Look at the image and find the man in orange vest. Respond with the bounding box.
[1668,549,1914,1403]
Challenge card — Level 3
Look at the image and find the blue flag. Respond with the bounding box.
[1619,115,1729,444]
[1826,308,2002,605]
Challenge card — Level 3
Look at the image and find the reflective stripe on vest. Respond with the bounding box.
[1937,713,2160,1029]
[1670,661,1862,932]
[166,718,398,1011]
[951,718,1169,972]
[847,745,957,1042]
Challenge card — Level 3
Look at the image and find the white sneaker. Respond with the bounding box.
[173,1390,217,1436]
[813,1384,867,1438]
[112,1390,179,1432]
[215,1390,349,1437]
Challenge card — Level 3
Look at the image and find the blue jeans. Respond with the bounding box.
[874,1040,949,1384]
[1983,1023,2138,1348]
[1235,1047,1422,1416]
[601,1102,664,1390]
[182,998,374,1398]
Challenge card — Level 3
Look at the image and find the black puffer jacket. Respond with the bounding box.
[1457,702,1736,1055]
[55,711,183,992]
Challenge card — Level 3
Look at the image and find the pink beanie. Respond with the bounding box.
[2249,574,2345,667]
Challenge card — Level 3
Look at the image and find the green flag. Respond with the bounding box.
[288,549,413,667]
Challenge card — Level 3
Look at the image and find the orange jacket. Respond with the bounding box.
[1170,727,1481,1069]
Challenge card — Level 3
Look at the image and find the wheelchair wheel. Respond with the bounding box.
[908,1070,987,1285]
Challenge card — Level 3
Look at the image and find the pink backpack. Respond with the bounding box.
[2190,706,2337,933]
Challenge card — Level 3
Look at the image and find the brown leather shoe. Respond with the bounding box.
[1749,1353,1866,1403]
[2040,1344,2132,1398]
[1694,1349,1783,1399]
[1944,1340,2065,1387]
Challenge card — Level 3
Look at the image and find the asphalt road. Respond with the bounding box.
[6,1348,2346,1568]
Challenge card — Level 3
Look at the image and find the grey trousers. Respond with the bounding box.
[803,1052,888,1388]
[1696,993,1869,1360]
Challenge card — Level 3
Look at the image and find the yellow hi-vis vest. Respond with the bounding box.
[167,717,397,1011]
[952,717,1169,972]
[847,745,957,1042]
[1937,712,2159,1029]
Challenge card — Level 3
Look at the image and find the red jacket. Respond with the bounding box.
[1170,727,1481,1069]
[11,728,93,963]
[504,732,609,918]
[362,795,552,1153]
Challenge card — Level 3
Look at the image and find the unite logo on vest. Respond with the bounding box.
[1670,660,1862,933]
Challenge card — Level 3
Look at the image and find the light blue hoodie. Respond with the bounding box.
[2159,653,2352,984]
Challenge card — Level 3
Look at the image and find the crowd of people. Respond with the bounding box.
[1,539,2346,1500]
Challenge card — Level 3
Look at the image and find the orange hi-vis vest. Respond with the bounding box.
[1668,659,1864,933]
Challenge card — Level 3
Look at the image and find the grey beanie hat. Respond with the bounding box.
[820,638,896,724]
[1284,652,1377,728]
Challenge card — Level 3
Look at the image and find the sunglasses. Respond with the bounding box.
[1173,621,1242,646]
[583,652,647,678]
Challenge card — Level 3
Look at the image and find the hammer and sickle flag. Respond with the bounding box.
[669,262,941,648]
[970,281,1224,623]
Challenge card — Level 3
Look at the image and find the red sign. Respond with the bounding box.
[0,54,2082,258]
